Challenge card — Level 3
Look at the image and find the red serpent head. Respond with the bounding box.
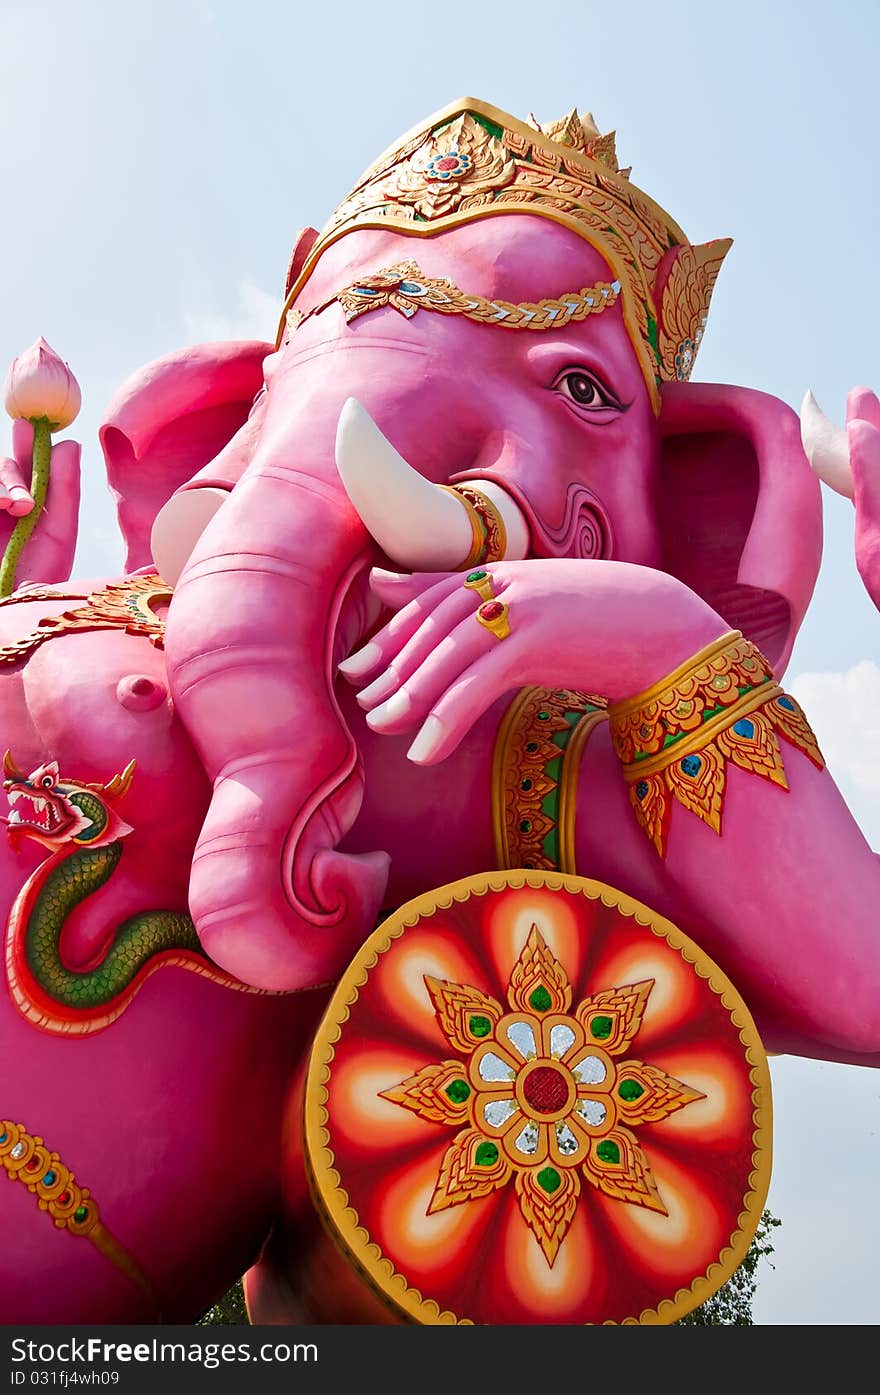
[2,752,135,852]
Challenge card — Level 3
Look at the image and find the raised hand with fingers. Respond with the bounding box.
[801,384,880,611]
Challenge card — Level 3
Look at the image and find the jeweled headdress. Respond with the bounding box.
[279,98,731,411]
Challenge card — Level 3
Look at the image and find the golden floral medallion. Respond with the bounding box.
[305,870,771,1325]
[382,924,703,1264]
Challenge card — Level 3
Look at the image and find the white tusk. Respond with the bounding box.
[800,389,854,499]
[150,487,230,585]
[335,397,529,569]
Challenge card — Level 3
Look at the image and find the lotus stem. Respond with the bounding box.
[0,416,52,598]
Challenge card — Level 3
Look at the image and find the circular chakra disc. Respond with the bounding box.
[304,871,771,1325]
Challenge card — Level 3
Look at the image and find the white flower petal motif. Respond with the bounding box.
[514,1123,539,1156]
[576,1099,608,1127]
[572,1055,607,1085]
[506,1021,536,1059]
[556,1123,581,1155]
[483,1099,517,1128]
[478,1052,515,1083]
[550,1024,576,1058]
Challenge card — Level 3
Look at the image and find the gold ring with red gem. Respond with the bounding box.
[475,597,510,640]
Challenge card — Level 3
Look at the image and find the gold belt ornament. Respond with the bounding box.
[1,1117,159,1309]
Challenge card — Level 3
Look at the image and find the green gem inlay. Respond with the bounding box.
[529,986,552,1013]
[469,1015,491,1038]
[471,112,505,141]
[445,1079,471,1104]
[536,1166,561,1194]
[618,1079,644,1101]
[466,570,488,583]
[475,1141,499,1167]
[590,1015,613,1039]
[596,1140,620,1165]
[73,1206,89,1224]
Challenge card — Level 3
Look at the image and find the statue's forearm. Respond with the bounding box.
[590,633,880,1063]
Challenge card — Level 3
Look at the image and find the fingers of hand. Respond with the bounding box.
[11,418,35,470]
[37,441,81,539]
[367,619,492,740]
[0,458,34,516]
[338,572,468,683]
[362,589,495,730]
[358,584,483,715]
[849,419,880,519]
[368,567,454,608]
[0,435,80,520]
[406,651,512,764]
[846,387,880,432]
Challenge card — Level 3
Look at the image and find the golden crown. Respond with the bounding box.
[280,98,732,410]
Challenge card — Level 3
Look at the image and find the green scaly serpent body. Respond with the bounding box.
[26,840,201,1007]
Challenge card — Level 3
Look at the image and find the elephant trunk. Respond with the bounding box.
[164,449,389,992]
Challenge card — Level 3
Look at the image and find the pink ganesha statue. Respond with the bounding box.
[0,97,877,1326]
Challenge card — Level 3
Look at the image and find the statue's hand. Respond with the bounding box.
[0,419,81,587]
[339,559,727,764]
[802,385,880,613]
[847,388,880,612]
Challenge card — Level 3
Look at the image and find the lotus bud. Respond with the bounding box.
[3,337,81,429]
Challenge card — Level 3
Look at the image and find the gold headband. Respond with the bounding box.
[278,99,732,412]
[285,259,622,338]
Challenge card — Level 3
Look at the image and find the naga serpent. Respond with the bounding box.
[3,752,257,1035]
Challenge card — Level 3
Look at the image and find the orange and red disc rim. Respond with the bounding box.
[304,871,771,1324]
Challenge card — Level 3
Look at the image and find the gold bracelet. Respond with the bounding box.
[439,486,484,569]
[608,632,824,856]
[445,484,507,566]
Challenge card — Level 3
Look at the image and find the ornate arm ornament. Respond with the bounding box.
[608,632,824,856]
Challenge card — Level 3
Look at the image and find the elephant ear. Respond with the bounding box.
[657,381,823,676]
[98,340,271,572]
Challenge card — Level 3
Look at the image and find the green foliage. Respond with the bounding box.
[197,1278,249,1326]
[197,1210,781,1326]
[677,1209,782,1325]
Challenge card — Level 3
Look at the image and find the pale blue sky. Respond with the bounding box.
[1,0,878,1325]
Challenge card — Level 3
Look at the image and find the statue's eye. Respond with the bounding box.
[41,775,53,788]
[556,369,621,413]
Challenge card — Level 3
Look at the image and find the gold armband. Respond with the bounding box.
[493,687,608,872]
[608,632,824,856]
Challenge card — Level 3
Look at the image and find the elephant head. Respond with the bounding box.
[101,100,819,991]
